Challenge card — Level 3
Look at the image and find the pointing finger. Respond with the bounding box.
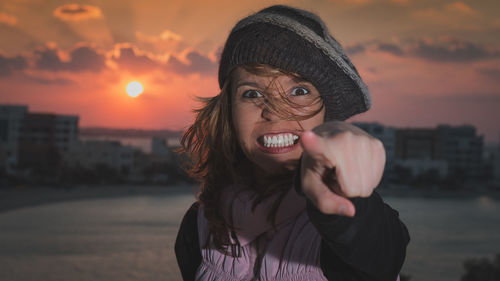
[306,182,356,217]
[300,130,335,168]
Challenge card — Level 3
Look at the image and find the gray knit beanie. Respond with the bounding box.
[218,5,371,121]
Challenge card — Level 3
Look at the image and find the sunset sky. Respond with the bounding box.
[0,0,499,142]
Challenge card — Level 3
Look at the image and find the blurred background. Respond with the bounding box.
[0,0,499,280]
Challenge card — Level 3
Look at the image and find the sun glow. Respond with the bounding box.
[126,81,143,97]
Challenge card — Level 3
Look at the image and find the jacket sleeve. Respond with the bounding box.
[175,202,202,281]
[307,192,410,281]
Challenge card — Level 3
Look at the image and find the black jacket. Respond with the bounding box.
[175,191,410,281]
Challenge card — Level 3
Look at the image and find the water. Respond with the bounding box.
[0,192,499,281]
[387,195,500,281]
[0,192,194,281]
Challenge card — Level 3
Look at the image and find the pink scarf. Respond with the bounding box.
[222,184,306,246]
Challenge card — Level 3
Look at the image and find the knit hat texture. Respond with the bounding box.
[218,5,371,121]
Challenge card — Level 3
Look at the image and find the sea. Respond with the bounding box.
[0,189,499,281]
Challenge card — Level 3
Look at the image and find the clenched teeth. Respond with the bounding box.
[262,133,299,148]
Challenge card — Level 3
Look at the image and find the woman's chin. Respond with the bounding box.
[252,157,300,179]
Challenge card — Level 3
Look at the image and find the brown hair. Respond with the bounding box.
[179,63,324,255]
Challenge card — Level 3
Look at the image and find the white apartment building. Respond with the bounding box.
[65,140,137,172]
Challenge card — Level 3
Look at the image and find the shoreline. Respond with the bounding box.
[378,184,500,200]
[0,184,199,214]
[1,183,499,214]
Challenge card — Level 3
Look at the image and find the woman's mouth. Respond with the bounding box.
[257,132,300,153]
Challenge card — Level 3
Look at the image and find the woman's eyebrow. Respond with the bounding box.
[291,77,311,84]
[235,81,262,89]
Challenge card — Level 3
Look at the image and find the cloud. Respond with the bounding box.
[0,24,40,55]
[412,2,480,28]
[34,45,106,72]
[53,4,103,21]
[345,37,500,63]
[477,67,500,81]
[2,39,216,78]
[492,19,500,29]
[135,30,184,55]
[344,0,372,4]
[166,50,217,75]
[345,43,366,56]
[407,92,500,104]
[0,54,27,76]
[376,43,405,56]
[111,45,161,74]
[0,12,17,26]
[136,30,182,44]
[24,75,74,85]
[444,2,478,15]
[389,0,409,5]
[344,41,406,57]
[329,0,412,6]
[409,37,500,62]
[111,45,216,76]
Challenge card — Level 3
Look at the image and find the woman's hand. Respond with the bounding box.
[300,121,386,216]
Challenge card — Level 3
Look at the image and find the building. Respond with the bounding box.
[494,147,500,183]
[483,140,500,184]
[0,104,79,175]
[395,128,443,160]
[151,136,182,161]
[18,112,78,171]
[394,159,448,179]
[354,122,396,181]
[394,125,483,180]
[438,125,483,180]
[151,137,173,160]
[65,140,137,173]
[0,105,28,173]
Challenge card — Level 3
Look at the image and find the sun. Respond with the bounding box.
[126,81,143,98]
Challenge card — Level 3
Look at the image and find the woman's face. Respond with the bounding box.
[231,66,325,177]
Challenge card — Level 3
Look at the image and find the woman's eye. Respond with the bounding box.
[291,87,309,96]
[242,90,263,98]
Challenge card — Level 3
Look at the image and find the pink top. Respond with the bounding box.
[196,207,328,281]
[195,186,328,281]
[194,185,401,281]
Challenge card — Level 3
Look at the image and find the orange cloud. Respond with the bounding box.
[347,37,500,63]
[389,0,409,5]
[53,4,103,21]
[109,43,216,76]
[165,49,217,76]
[34,44,107,73]
[0,53,27,76]
[144,30,182,42]
[444,2,478,15]
[411,2,483,31]
[413,2,479,21]
[491,19,500,29]
[331,0,410,5]
[327,0,373,6]
[347,0,372,4]
[0,12,17,26]
[135,30,184,55]
[110,44,161,75]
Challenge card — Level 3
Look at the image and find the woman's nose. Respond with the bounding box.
[261,106,279,121]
